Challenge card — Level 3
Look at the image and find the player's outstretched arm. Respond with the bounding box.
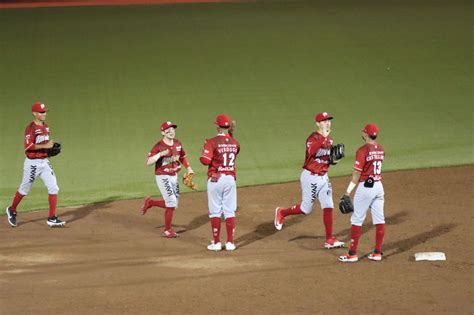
[345,170,361,196]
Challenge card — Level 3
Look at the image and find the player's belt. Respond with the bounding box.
[304,168,326,176]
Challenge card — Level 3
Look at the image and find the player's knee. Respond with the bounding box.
[350,216,364,226]
[18,185,31,196]
[48,185,59,195]
[18,188,30,196]
[300,203,313,214]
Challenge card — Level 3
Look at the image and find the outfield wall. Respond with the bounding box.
[0,0,239,9]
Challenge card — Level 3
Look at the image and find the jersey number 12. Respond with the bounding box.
[223,153,235,167]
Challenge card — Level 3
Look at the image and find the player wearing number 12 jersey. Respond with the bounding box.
[339,123,386,263]
[200,114,240,251]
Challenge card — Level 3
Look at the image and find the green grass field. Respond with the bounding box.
[0,0,472,211]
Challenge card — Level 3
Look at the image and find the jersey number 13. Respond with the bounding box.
[373,161,382,175]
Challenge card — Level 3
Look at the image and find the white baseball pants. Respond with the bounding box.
[207,175,237,219]
[351,181,385,226]
[155,174,180,208]
[300,169,334,214]
[18,158,59,195]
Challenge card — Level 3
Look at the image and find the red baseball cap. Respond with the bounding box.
[315,112,333,122]
[214,114,232,128]
[362,123,379,136]
[160,121,177,131]
[32,102,48,113]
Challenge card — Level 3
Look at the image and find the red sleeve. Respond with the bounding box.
[200,139,213,165]
[307,136,322,157]
[354,147,366,172]
[24,125,36,151]
[179,144,190,168]
[147,143,160,158]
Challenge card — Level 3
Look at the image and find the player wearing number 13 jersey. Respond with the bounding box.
[200,114,240,252]
[339,123,386,263]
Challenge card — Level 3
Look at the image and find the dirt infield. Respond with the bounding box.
[0,165,472,314]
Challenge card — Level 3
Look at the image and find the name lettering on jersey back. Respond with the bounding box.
[366,150,384,162]
[217,143,238,154]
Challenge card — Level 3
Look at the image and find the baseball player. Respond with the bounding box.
[5,102,65,227]
[274,112,344,249]
[200,114,240,251]
[339,124,385,262]
[141,121,194,238]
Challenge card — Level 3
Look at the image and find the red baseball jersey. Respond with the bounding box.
[24,121,50,159]
[200,134,240,179]
[303,131,333,175]
[354,142,385,182]
[148,139,188,176]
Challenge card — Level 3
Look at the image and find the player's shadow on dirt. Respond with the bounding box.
[287,210,409,245]
[235,215,305,248]
[380,223,457,259]
[154,214,209,233]
[19,198,117,226]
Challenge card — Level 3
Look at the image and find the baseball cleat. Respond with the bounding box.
[141,197,152,215]
[274,207,284,231]
[47,216,66,227]
[6,207,17,227]
[162,229,179,238]
[324,237,345,249]
[368,252,383,261]
[225,242,236,251]
[338,254,359,263]
[207,241,222,251]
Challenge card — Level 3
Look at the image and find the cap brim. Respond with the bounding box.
[318,117,333,122]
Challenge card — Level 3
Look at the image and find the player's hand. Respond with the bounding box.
[161,149,170,156]
[186,166,194,174]
[45,141,54,149]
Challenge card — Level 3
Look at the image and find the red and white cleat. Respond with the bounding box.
[274,207,284,231]
[368,252,383,261]
[162,229,179,238]
[141,197,152,215]
[324,237,345,249]
[338,254,359,263]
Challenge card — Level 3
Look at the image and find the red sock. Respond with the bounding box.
[323,208,333,239]
[164,207,174,230]
[11,191,24,213]
[281,204,304,217]
[48,194,57,217]
[210,217,221,243]
[375,224,385,253]
[225,217,236,243]
[150,199,166,208]
[349,225,362,255]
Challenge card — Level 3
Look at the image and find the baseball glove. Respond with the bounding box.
[183,173,198,190]
[48,142,61,157]
[339,195,354,214]
[329,143,345,165]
